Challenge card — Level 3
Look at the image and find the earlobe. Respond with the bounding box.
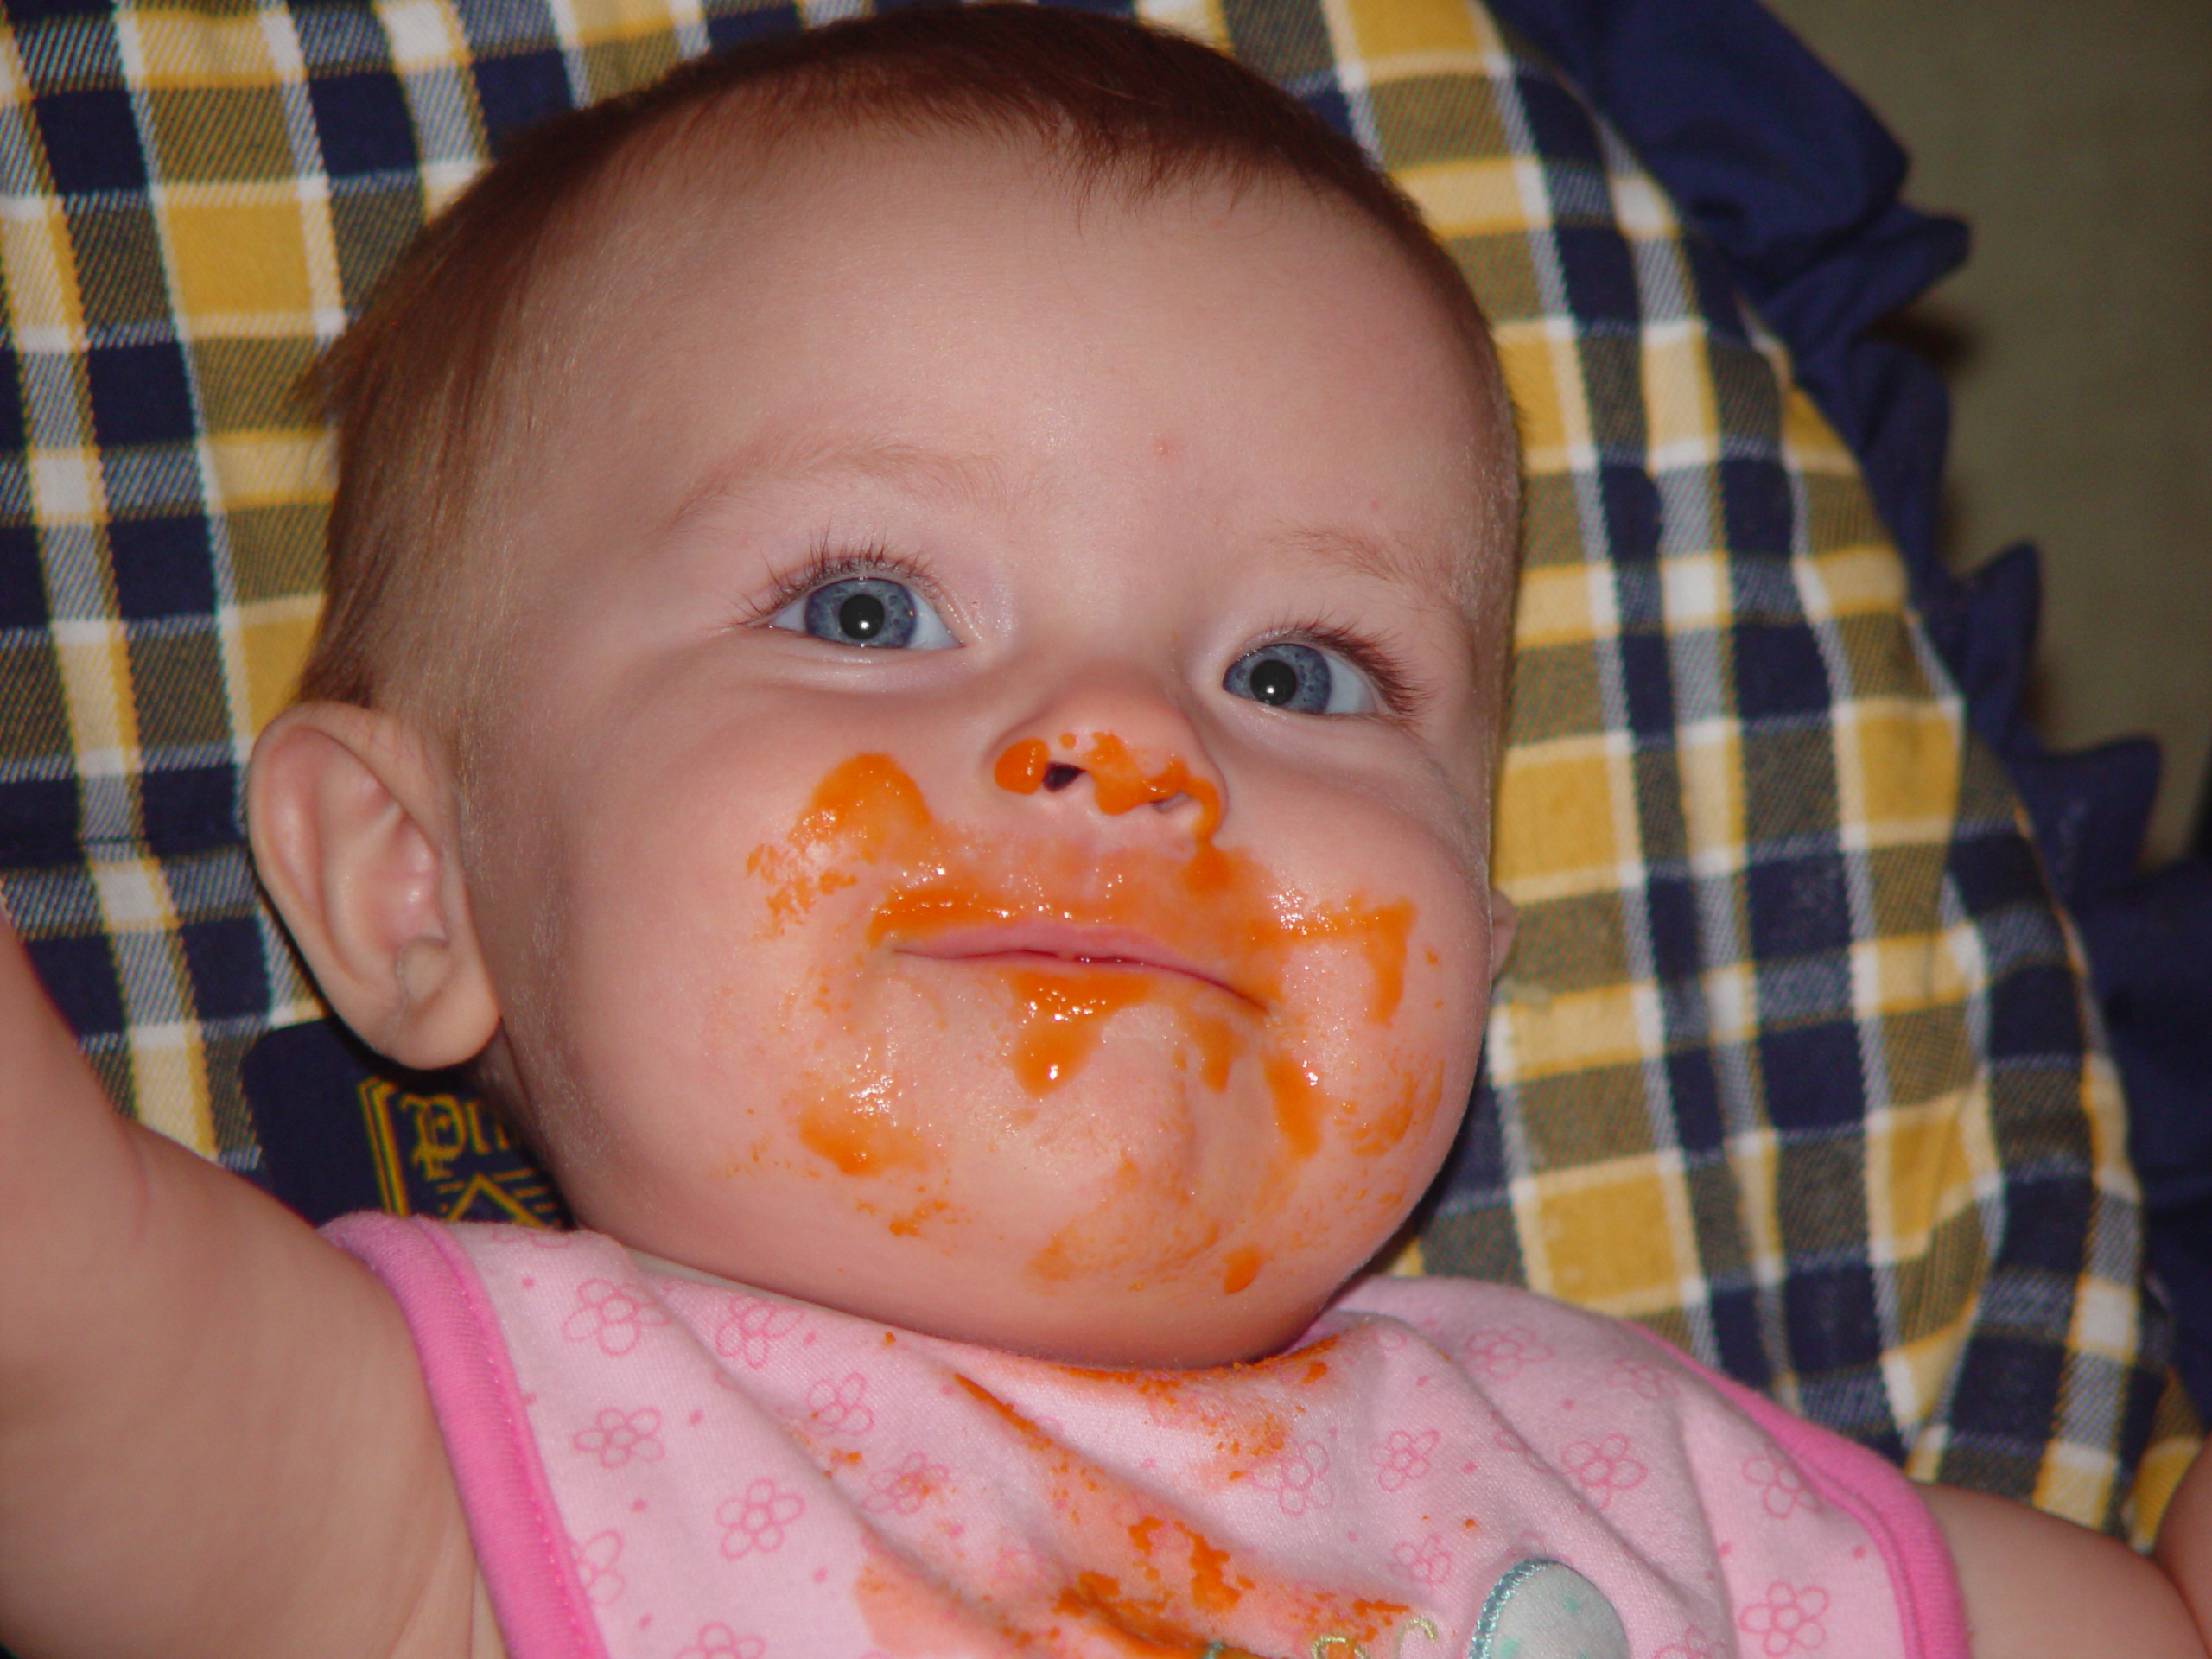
[1488,888,1518,975]
[247,703,500,1071]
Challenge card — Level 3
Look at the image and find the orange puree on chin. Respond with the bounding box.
[745,747,1435,1279]
[796,1091,931,1176]
[1007,967,1155,1091]
[1220,1245,1262,1294]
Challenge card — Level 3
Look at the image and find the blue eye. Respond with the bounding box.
[1223,642,1374,715]
[769,575,956,650]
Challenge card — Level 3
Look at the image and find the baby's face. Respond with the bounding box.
[457,132,1514,1367]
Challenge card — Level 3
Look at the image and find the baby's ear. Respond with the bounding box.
[248,702,499,1071]
[1488,888,1518,976]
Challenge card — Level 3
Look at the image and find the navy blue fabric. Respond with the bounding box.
[1926,545,2212,1411]
[1477,0,1967,574]
[1497,0,2212,1414]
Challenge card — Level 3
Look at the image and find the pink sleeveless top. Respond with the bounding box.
[328,1215,1965,1659]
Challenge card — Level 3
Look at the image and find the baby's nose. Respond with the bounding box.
[994,730,1222,842]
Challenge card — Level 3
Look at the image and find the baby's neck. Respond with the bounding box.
[621,1243,747,1289]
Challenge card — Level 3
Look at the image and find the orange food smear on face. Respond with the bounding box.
[1027,1157,1228,1289]
[795,753,930,853]
[1026,1226,1083,1286]
[1262,1054,1324,1160]
[747,745,1432,1276]
[1007,968,1156,1092]
[797,1093,931,1175]
[1275,898,1414,1023]
[887,1198,952,1236]
[1065,731,1224,843]
[993,736,1051,793]
[762,746,1408,1043]
[1185,1011,1237,1091]
[1352,903,1412,1021]
[747,753,931,931]
[1345,1065,1440,1159]
[1220,1246,1262,1294]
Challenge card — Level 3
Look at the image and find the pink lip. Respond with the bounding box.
[894,923,1258,1007]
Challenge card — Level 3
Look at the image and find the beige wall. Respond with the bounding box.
[1760,0,2212,861]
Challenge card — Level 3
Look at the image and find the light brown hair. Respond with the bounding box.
[298,3,1520,747]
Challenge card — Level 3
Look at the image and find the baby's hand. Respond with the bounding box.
[0,913,480,1659]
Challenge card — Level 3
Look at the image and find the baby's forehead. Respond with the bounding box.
[554,124,1504,458]
[479,122,1514,632]
[571,127,1301,308]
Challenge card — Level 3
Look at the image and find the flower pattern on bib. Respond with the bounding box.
[342,1220,1956,1659]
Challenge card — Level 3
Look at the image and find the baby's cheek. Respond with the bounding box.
[1273,923,1462,1124]
[747,970,951,1162]
[1279,931,1478,1200]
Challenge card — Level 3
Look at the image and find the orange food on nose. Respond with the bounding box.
[993,737,1051,793]
[1065,732,1224,842]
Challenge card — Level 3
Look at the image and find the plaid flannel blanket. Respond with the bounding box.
[0,0,2190,1541]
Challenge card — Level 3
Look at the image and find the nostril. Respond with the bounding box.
[1042,763,1083,792]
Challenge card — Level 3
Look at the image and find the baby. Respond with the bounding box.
[2,8,2209,1659]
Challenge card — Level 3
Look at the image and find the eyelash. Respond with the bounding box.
[1255,617,1428,721]
[747,545,1427,719]
[747,540,944,627]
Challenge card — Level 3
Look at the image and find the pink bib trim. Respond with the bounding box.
[327,1213,611,1659]
[1631,1327,1968,1659]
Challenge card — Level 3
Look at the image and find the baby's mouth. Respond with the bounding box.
[893,922,1262,1010]
[754,753,1407,1025]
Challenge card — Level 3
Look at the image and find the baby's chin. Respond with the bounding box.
[934,1284,1340,1371]
[584,1185,1364,1370]
[703,1222,1360,1370]
[575,1072,1433,1369]
[550,982,1464,1365]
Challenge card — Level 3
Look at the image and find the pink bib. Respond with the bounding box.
[330,1215,1964,1659]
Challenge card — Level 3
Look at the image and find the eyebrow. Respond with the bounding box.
[1271,522,1468,604]
[659,428,1468,605]
[659,429,1020,540]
